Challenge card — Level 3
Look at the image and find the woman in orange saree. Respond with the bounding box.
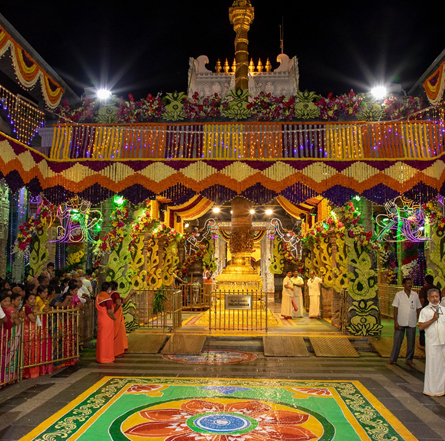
[109,281,131,358]
[95,282,116,364]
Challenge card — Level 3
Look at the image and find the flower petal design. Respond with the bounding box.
[140,408,192,421]
[181,399,224,413]
[127,384,164,393]
[291,387,332,397]
[125,421,189,437]
[258,410,310,425]
[225,400,271,417]
[253,424,318,440]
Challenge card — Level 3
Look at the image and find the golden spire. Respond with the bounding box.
[257,58,263,73]
[231,59,237,73]
[249,58,255,73]
[215,59,222,73]
[229,0,255,90]
[223,58,230,73]
[265,58,272,72]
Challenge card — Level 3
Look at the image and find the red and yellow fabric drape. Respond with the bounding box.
[165,195,214,234]
[423,61,445,105]
[0,24,64,109]
[276,196,325,234]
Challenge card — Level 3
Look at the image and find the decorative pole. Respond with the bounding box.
[229,0,254,91]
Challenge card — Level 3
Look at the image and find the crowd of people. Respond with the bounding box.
[0,262,133,386]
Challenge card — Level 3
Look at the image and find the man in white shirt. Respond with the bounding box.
[281,271,294,319]
[418,288,445,396]
[78,270,93,294]
[389,277,422,367]
[307,270,323,318]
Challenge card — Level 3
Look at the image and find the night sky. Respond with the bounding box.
[2,1,443,99]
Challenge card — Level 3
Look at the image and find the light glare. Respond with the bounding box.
[371,86,387,100]
[265,209,273,215]
[97,88,112,100]
[213,207,221,213]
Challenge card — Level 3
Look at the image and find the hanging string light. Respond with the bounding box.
[0,84,44,144]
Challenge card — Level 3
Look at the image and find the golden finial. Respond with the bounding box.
[249,58,255,73]
[223,58,230,73]
[215,59,222,73]
[257,58,263,73]
[265,58,272,72]
[231,59,237,73]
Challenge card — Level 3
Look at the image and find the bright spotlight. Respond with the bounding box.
[265,209,273,215]
[249,209,255,215]
[371,86,387,100]
[97,88,112,100]
[184,223,190,228]
[212,207,220,213]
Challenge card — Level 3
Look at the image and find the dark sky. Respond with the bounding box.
[2,0,443,99]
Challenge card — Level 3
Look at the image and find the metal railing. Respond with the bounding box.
[1,308,80,388]
[48,120,445,161]
[209,289,269,332]
[132,289,182,331]
[180,283,211,310]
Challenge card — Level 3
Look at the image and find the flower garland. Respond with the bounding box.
[315,90,364,121]
[15,199,56,252]
[182,241,206,272]
[342,202,378,252]
[151,223,183,246]
[117,93,164,123]
[184,92,229,120]
[129,206,153,251]
[56,90,426,124]
[423,199,445,228]
[93,203,130,265]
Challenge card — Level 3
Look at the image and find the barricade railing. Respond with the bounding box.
[78,300,96,344]
[1,308,81,388]
[132,289,182,331]
[378,284,422,318]
[179,283,211,310]
[209,289,269,332]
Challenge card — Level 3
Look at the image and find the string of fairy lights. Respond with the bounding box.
[0,84,45,145]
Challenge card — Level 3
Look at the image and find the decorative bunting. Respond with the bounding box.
[0,24,65,109]
[423,61,445,105]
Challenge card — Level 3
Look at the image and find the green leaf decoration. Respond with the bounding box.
[269,236,284,274]
[162,91,187,121]
[223,89,251,120]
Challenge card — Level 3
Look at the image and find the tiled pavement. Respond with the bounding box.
[1,341,445,441]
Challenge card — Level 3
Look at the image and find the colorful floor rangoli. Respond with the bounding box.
[21,377,417,441]
[162,350,258,365]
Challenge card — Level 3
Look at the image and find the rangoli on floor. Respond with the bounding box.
[21,376,417,441]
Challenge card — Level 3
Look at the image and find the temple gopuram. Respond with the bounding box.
[1,1,445,339]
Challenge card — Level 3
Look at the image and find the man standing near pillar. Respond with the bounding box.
[291,270,305,318]
[389,277,422,367]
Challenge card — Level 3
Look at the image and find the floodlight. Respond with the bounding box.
[371,86,387,100]
[97,88,112,100]
[249,209,255,214]
[212,207,221,213]
[265,209,273,215]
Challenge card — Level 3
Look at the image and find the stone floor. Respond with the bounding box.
[1,339,445,440]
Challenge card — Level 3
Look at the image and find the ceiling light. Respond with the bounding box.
[212,207,220,213]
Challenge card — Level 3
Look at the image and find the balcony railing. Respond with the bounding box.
[47,120,445,161]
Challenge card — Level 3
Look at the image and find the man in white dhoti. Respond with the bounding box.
[281,271,294,319]
[307,270,322,318]
[418,288,445,396]
[291,271,305,318]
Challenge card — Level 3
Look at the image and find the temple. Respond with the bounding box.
[1,2,445,436]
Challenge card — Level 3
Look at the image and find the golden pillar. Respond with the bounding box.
[229,0,254,91]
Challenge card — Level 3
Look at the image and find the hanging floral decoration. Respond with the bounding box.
[129,206,153,251]
[182,240,206,272]
[378,241,397,284]
[401,241,420,279]
[14,198,56,252]
[151,223,184,246]
[342,202,378,252]
[93,202,130,265]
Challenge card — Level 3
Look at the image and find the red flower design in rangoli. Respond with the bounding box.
[125,399,317,440]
